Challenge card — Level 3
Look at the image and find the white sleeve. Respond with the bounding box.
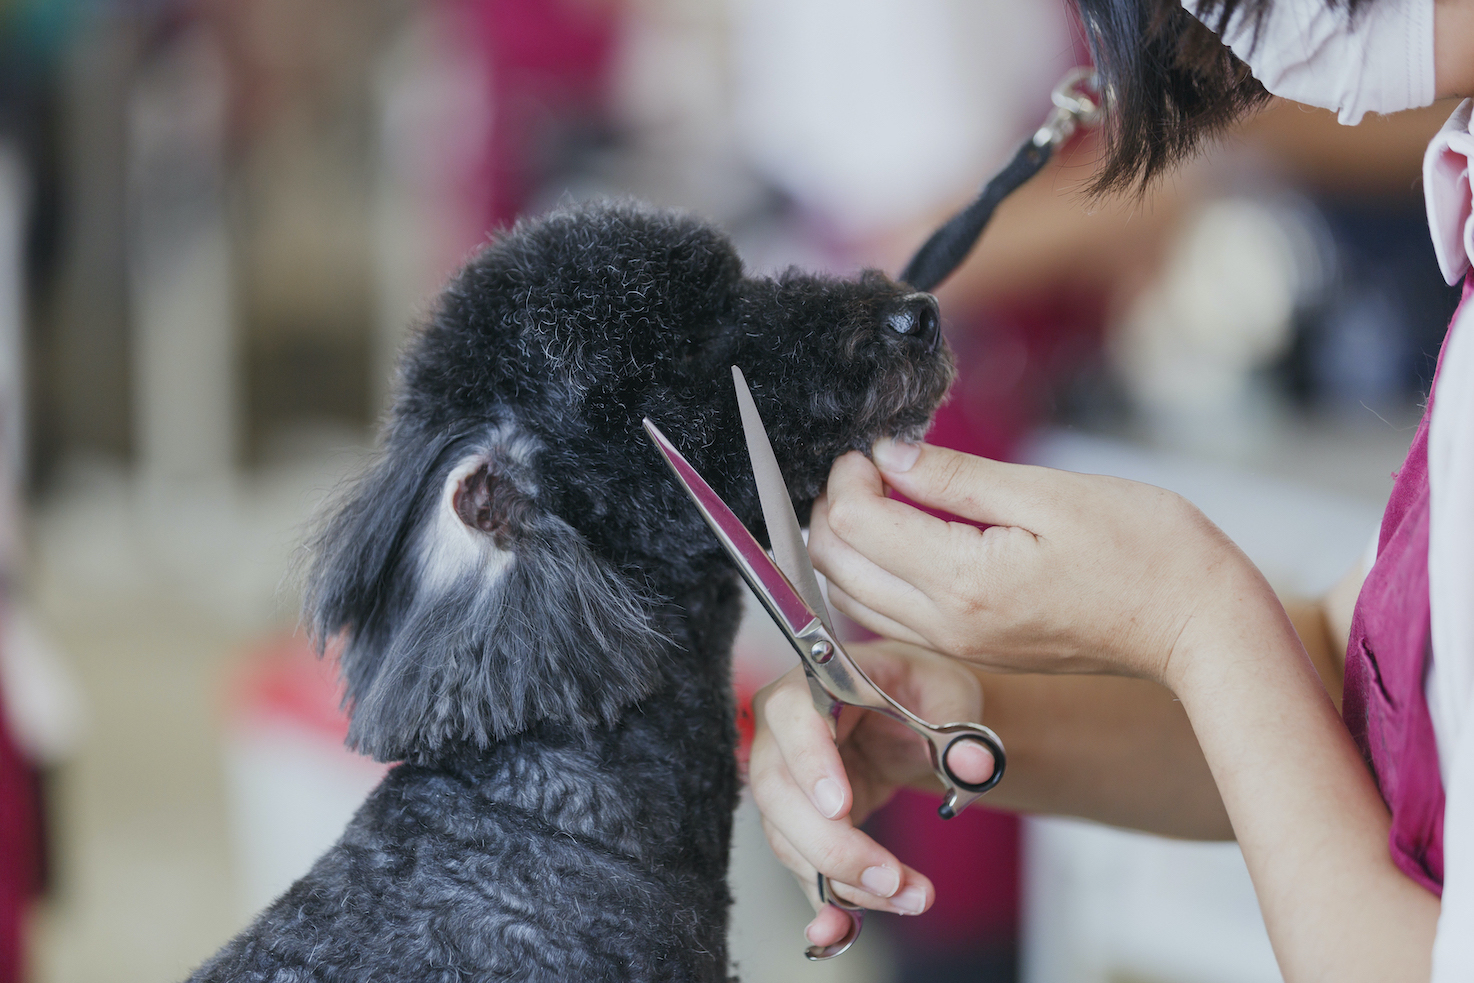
[1429,298,1474,980]
[1434,722,1474,977]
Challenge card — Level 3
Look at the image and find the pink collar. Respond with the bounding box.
[1426,99,1474,287]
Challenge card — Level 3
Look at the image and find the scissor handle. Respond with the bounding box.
[801,728,1002,961]
[797,625,1006,820]
[805,874,865,961]
[926,723,1007,819]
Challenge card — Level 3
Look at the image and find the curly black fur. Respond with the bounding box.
[187,200,954,982]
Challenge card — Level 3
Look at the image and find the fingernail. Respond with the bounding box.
[893,885,926,914]
[873,437,920,473]
[813,778,844,819]
[861,865,900,897]
[805,919,823,945]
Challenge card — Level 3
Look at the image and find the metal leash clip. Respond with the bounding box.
[1032,66,1103,149]
[900,65,1104,293]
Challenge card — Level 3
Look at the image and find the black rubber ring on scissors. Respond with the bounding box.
[937,734,1008,820]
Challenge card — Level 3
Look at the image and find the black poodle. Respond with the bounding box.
[186,200,954,982]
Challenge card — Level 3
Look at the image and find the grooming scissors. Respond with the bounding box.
[643,366,1006,961]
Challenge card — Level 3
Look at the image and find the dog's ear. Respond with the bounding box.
[304,425,669,762]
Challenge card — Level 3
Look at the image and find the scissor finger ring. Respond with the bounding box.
[804,874,865,961]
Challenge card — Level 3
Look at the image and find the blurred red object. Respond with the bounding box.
[0,676,41,983]
[731,657,772,778]
[872,789,1022,944]
[455,0,623,229]
[928,288,1107,463]
[227,632,350,744]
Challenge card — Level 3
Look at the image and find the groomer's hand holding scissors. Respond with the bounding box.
[749,438,1250,948]
[647,382,1008,959]
[751,437,1265,948]
[750,642,997,943]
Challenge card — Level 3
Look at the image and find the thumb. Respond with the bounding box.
[871,439,1057,530]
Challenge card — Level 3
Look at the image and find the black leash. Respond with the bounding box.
[900,67,1102,293]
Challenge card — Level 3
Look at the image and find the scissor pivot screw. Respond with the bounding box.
[810,640,834,664]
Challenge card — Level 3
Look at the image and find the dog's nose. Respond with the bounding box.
[885,293,942,350]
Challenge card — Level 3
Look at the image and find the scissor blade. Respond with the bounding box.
[731,366,835,636]
[643,418,821,638]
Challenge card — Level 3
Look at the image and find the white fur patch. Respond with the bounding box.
[417,454,516,592]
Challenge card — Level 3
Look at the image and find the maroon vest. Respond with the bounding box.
[1342,273,1473,895]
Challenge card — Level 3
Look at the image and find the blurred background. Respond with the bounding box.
[0,0,1462,981]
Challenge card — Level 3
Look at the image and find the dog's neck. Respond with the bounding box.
[391,570,746,861]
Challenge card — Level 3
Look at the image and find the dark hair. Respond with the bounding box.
[1076,0,1370,193]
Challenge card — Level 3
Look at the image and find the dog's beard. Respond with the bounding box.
[863,345,958,443]
[809,341,957,449]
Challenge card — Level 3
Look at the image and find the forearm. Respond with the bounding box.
[943,565,1365,840]
[1172,566,1437,983]
[1283,597,1344,710]
[957,669,1233,839]
[1281,556,1368,712]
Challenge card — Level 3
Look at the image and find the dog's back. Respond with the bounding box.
[190,646,740,982]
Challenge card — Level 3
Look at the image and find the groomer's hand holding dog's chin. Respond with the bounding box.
[749,641,996,944]
[809,439,1251,684]
[762,440,1440,980]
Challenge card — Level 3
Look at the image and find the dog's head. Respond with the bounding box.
[307,201,954,761]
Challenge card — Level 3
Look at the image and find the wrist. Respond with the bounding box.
[1161,555,1291,699]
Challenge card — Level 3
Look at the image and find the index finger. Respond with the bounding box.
[870,440,1062,530]
[753,668,854,820]
[819,452,993,599]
